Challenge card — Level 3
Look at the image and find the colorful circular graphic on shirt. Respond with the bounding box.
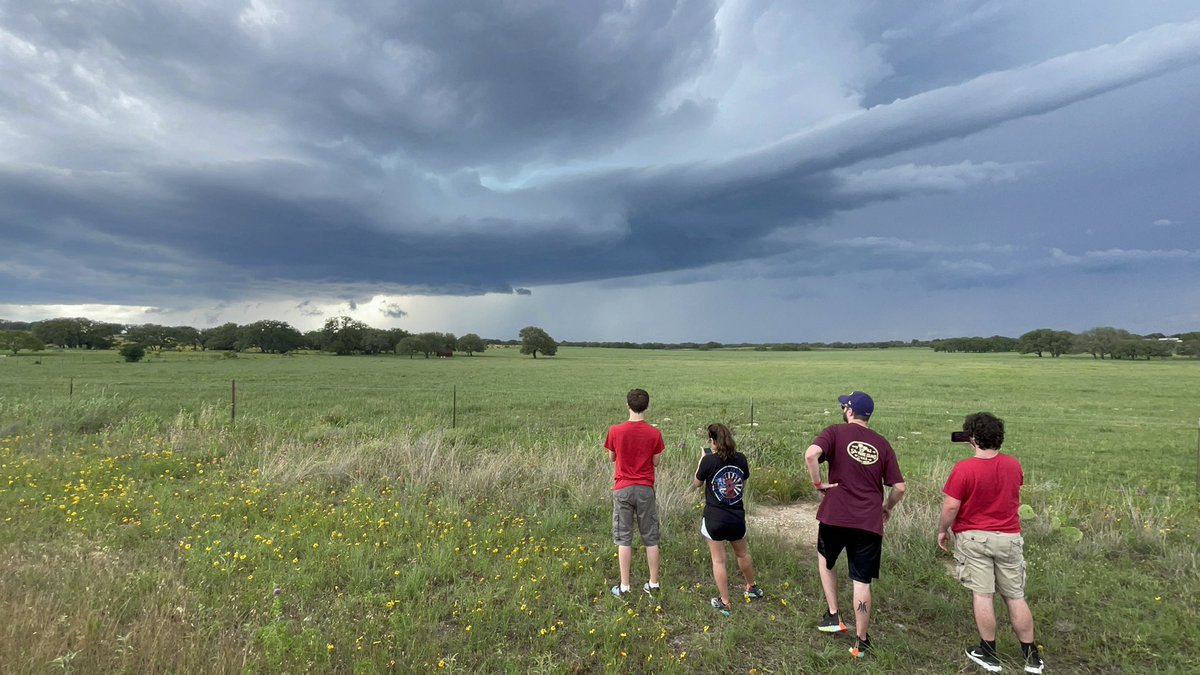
[847,441,879,465]
[711,465,746,506]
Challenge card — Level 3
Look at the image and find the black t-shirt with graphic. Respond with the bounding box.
[696,452,751,528]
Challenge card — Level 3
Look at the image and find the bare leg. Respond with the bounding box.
[973,593,998,641]
[817,552,839,614]
[1003,596,1035,643]
[645,545,660,585]
[851,580,872,640]
[730,539,755,586]
[617,545,632,588]
[707,539,729,606]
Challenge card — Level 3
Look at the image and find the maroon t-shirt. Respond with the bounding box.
[604,421,665,490]
[813,423,903,536]
[943,454,1023,534]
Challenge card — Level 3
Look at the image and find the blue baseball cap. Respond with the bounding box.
[837,391,874,418]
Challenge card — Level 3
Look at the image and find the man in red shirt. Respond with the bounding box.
[604,388,665,599]
[938,412,1044,674]
[805,391,906,658]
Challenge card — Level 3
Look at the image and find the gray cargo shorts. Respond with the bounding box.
[612,484,660,547]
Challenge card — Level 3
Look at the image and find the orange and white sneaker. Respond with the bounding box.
[849,635,871,658]
[817,611,847,633]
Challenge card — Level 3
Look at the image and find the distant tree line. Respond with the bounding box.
[2,317,1195,359]
[932,327,1196,360]
[560,340,727,350]
[560,328,1198,359]
[0,317,562,359]
[558,339,912,351]
[931,336,1019,353]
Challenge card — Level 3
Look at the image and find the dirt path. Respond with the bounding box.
[747,500,820,545]
[749,502,961,580]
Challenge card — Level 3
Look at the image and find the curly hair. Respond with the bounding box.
[962,412,1005,450]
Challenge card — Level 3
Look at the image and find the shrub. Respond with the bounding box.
[120,344,146,362]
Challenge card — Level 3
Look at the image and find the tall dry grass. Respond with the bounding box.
[0,541,253,675]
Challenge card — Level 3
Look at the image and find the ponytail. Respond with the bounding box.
[707,423,736,461]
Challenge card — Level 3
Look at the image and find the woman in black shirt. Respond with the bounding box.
[693,423,764,615]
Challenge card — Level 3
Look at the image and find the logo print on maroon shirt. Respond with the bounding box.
[847,441,879,465]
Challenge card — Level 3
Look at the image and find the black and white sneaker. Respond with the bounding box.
[744,584,765,601]
[849,634,871,658]
[966,644,1002,673]
[709,597,732,617]
[1023,647,1045,674]
[610,585,630,600]
[642,582,660,596]
[817,610,847,633]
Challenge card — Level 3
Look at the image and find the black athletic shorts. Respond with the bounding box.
[700,517,746,542]
[817,523,883,583]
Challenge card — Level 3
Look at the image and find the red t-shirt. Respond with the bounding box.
[943,454,1023,534]
[604,421,665,490]
[813,423,904,536]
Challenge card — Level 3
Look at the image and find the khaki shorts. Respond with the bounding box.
[954,530,1026,599]
[612,485,660,547]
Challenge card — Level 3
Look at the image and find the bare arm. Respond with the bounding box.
[692,449,705,489]
[805,444,838,491]
[936,494,961,551]
[883,481,906,521]
[608,449,616,463]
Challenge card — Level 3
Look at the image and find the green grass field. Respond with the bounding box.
[1,347,1197,673]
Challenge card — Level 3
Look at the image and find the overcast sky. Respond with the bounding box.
[2,1,1198,342]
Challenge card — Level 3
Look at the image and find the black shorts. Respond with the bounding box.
[700,517,746,542]
[817,523,883,583]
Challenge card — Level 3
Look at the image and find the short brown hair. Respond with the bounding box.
[627,388,649,413]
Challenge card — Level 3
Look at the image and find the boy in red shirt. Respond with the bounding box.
[938,412,1045,674]
[604,388,665,598]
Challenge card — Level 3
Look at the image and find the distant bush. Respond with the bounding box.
[120,344,146,362]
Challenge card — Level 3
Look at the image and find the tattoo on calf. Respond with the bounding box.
[856,601,869,615]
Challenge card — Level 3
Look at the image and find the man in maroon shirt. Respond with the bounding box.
[805,391,906,658]
[938,412,1044,674]
[604,388,665,599]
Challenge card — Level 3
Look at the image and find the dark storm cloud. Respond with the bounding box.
[1,0,718,169]
[857,1,1199,107]
[630,234,1026,293]
[1,2,1199,308]
[381,302,407,319]
[514,288,532,296]
[295,301,322,317]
